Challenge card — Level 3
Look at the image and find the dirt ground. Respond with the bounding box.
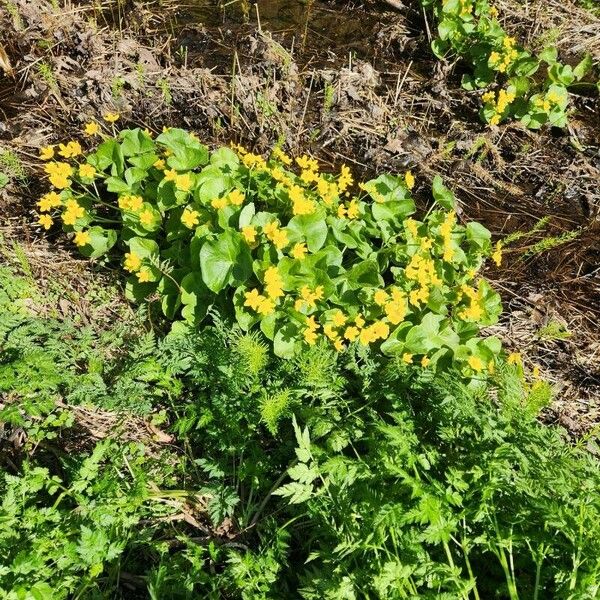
[1,0,599,433]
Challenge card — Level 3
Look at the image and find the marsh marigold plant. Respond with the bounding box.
[35,127,504,377]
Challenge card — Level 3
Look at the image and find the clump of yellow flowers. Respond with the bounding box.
[34,125,506,379]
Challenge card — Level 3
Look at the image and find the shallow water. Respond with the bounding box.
[173,0,384,65]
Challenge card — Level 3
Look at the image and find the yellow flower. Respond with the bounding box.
[39,145,55,160]
[421,356,431,367]
[491,241,502,267]
[50,174,71,189]
[153,159,166,170]
[244,289,263,312]
[175,173,193,192]
[228,189,245,206]
[343,326,359,342]
[74,230,91,247]
[532,365,541,379]
[402,353,413,364]
[242,225,257,243]
[300,169,319,185]
[137,267,152,283]
[405,218,419,238]
[79,164,96,179]
[139,209,155,227]
[346,200,360,220]
[103,112,120,123]
[289,185,316,216]
[84,121,100,136]
[291,242,307,260]
[404,170,415,190]
[370,320,389,340]
[264,266,284,299]
[333,338,345,352]
[332,310,347,327]
[263,221,279,239]
[489,51,501,65]
[38,214,53,230]
[482,91,495,104]
[323,324,337,340]
[124,252,142,272]
[211,197,228,210]
[181,208,200,229]
[468,356,484,372]
[489,114,501,126]
[271,146,292,165]
[58,141,83,159]
[507,352,521,366]
[355,314,365,328]
[373,289,389,306]
[338,164,353,192]
[257,296,275,315]
[62,199,85,225]
[164,169,178,182]
[37,192,62,212]
[296,155,319,171]
[337,204,347,219]
[271,228,289,250]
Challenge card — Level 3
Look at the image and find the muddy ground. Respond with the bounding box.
[1,0,599,433]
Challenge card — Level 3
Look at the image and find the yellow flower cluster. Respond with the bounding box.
[244,288,276,316]
[373,287,408,325]
[271,147,292,165]
[211,188,245,210]
[264,266,284,299]
[45,162,73,189]
[439,210,456,262]
[37,191,62,212]
[489,36,519,73]
[288,184,316,216]
[295,285,324,311]
[458,284,483,321]
[532,89,563,113]
[263,221,289,250]
[164,169,193,192]
[58,141,82,159]
[243,267,286,317]
[483,88,516,126]
[337,199,360,220]
[303,315,320,345]
[62,199,85,226]
[337,165,353,192]
[491,241,502,266]
[118,194,144,212]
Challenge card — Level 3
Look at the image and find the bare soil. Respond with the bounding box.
[1,0,599,432]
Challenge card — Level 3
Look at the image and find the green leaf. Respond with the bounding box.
[78,227,117,259]
[273,321,300,358]
[127,236,159,260]
[286,210,328,252]
[432,175,456,209]
[180,272,212,323]
[199,230,253,292]
[157,128,209,170]
[465,222,491,251]
[573,54,592,81]
[120,128,155,157]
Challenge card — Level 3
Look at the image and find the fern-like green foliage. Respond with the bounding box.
[1,262,600,599]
